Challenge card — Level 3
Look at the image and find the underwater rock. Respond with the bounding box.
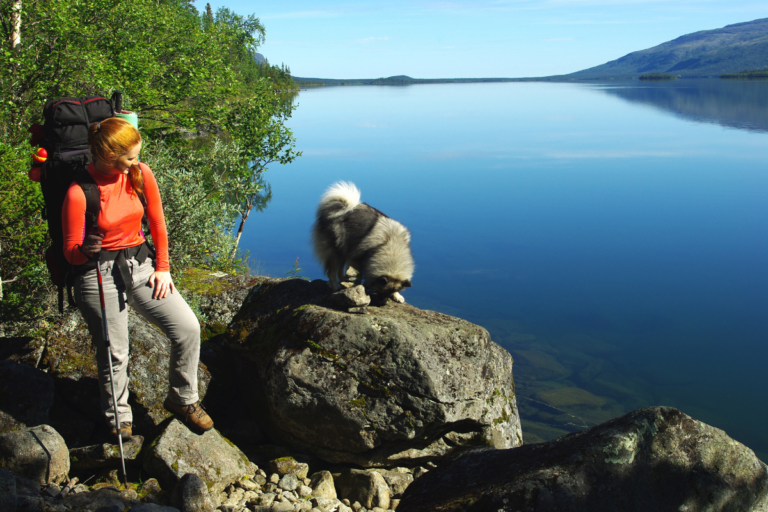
[398,406,768,512]
[220,277,521,467]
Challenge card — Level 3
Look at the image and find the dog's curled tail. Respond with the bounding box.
[317,181,361,219]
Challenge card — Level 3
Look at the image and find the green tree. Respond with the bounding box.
[225,80,301,257]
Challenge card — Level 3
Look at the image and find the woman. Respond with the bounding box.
[62,117,212,439]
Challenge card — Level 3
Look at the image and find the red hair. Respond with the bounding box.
[88,117,144,198]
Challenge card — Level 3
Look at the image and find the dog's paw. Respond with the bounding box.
[391,292,406,303]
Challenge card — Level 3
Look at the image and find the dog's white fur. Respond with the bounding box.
[312,181,414,298]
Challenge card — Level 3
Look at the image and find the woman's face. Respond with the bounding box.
[113,142,142,172]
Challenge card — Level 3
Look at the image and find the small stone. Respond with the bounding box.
[263,483,277,493]
[303,478,311,486]
[169,473,216,512]
[425,462,437,469]
[390,498,400,510]
[270,473,280,484]
[331,285,371,309]
[412,467,429,479]
[253,474,267,486]
[237,478,260,492]
[348,307,368,315]
[271,502,295,512]
[279,474,300,492]
[141,478,162,495]
[341,499,351,506]
[257,469,267,478]
[372,508,387,512]
[309,471,336,500]
[259,493,276,507]
[297,485,312,498]
[270,458,309,480]
[243,490,259,501]
[352,502,362,511]
[44,483,61,497]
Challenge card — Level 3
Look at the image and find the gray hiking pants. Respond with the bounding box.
[75,254,200,428]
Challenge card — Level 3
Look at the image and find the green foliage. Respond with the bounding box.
[638,73,678,81]
[0,142,52,319]
[0,0,301,321]
[720,69,768,79]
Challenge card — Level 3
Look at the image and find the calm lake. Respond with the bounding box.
[240,79,768,462]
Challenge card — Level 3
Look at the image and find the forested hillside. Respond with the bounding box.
[0,0,300,323]
[563,18,768,79]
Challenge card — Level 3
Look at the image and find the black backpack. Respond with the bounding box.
[35,95,114,312]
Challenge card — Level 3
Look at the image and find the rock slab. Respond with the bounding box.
[222,278,521,466]
[0,425,69,484]
[0,360,54,433]
[0,468,15,512]
[399,406,768,512]
[144,419,254,495]
[69,435,144,470]
[334,469,390,510]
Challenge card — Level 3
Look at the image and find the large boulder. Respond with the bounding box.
[143,419,254,495]
[0,425,69,484]
[399,406,768,512]
[40,309,211,438]
[219,278,521,467]
[0,360,54,433]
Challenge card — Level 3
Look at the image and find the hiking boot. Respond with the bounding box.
[163,398,213,432]
[110,422,132,441]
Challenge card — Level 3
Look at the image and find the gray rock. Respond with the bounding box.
[334,470,389,510]
[0,425,69,484]
[399,406,768,512]
[270,502,295,512]
[310,498,339,512]
[0,468,16,512]
[15,495,45,512]
[39,310,211,437]
[141,478,162,495]
[389,498,400,510]
[69,435,144,470]
[368,469,413,499]
[129,505,180,512]
[330,286,371,309]
[145,420,253,495]
[278,474,299,492]
[169,473,216,512]
[0,360,54,433]
[269,458,309,480]
[64,488,130,511]
[220,278,521,467]
[309,471,336,499]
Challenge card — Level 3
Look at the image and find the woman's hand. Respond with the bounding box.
[148,271,174,299]
[81,233,104,256]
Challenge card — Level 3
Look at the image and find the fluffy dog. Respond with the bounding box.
[311,181,414,300]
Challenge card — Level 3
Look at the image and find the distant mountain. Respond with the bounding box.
[564,18,768,79]
[253,53,266,64]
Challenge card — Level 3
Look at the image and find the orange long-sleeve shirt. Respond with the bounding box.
[62,162,169,271]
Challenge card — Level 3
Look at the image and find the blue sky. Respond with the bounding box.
[203,1,768,78]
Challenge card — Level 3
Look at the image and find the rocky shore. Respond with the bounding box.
[1,272,767,511]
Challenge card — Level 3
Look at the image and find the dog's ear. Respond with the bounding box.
[403,280,412,288]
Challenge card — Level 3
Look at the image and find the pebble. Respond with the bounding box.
[390,498,400,510]
[279,473,300,491]
[270,473,280,484]
[297,485,312,498]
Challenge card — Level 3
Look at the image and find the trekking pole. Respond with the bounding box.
[94,250,129,488]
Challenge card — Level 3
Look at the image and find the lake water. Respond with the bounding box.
[240,79,768,462]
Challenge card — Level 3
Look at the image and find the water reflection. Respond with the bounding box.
[594,79,768,133]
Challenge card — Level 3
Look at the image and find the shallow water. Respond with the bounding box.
[240,79,768,461]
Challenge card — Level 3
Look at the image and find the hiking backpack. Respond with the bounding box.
[34,95,115,312]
